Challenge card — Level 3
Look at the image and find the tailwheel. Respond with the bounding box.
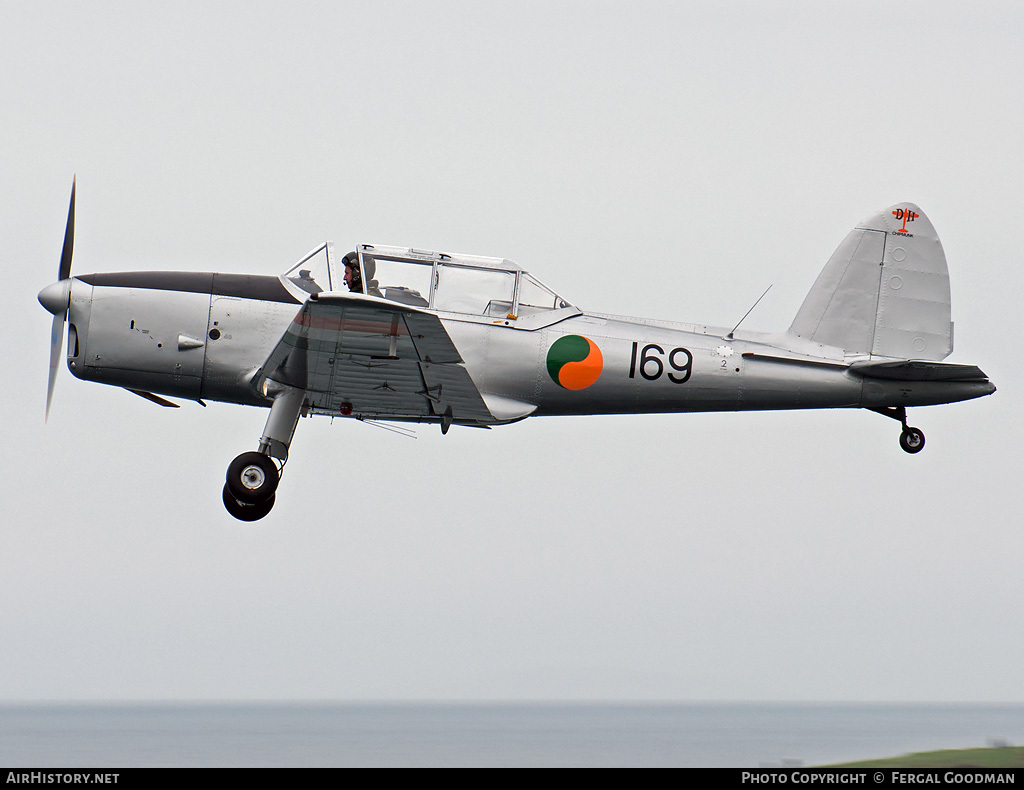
[223,485,276,522]
[868,406,928,455]
[226,451,280,503]
[899,427,926,454]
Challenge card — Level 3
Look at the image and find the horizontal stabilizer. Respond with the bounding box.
[848,360,989,382]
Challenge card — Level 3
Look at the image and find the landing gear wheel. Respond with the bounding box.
[226,451,279,503]
[223,485,276,521]
[899,427,926,454]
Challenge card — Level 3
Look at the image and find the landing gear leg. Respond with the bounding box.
[223,384,305,522]
[868,406,926,454]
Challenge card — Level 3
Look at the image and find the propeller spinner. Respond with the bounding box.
[38,177,76,421]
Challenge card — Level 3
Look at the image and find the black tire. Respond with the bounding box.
[226,451,279,503]
[223,485,276,522]
[899,427,926,454]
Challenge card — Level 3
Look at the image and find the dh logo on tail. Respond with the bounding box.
[892,207,919,234]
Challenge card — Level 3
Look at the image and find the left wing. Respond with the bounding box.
[257,293,495,427]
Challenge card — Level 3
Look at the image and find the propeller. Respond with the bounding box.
[38,177,76,421]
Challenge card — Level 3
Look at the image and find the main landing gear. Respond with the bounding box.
[223,383,304,522]
[869,406,926,454]
[898,426,925,454]
[223,479,277,521]
[223,451,280,521]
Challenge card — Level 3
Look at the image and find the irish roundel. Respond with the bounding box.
[546,335,604,390]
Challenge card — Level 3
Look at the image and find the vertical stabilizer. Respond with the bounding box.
[788,203,952,360]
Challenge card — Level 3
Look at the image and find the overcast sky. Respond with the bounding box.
[2,1,1022,702]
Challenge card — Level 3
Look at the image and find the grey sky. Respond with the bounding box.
[2,1,1021,701]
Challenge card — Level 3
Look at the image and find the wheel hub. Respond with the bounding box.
[241,465,266,490]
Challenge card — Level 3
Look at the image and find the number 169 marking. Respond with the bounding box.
[628,342,692,383]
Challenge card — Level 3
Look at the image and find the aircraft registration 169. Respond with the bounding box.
[38,180,996,521]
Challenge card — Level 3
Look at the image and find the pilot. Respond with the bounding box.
[342,252,382,297]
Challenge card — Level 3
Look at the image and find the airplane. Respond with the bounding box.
[38,180,996,521]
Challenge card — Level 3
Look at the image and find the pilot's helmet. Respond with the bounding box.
[341,253,361,290]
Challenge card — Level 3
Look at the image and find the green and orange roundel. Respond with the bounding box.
[546,335,604,390]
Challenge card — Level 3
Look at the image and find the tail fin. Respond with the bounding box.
[788,203,953,360]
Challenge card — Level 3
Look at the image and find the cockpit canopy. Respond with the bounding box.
[283,243,334,294]
[283,242,575,326]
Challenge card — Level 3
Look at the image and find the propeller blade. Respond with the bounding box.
[46,311,65,421]
[45,177,76,420]
[58,176,76,281]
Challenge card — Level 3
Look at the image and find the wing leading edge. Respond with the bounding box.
[257,293,494,426]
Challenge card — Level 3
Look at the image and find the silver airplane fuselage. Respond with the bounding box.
[58,271,992,419]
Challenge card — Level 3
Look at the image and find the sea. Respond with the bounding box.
[1,702,1021,768]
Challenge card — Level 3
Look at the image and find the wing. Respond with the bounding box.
[258,293,495,426]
